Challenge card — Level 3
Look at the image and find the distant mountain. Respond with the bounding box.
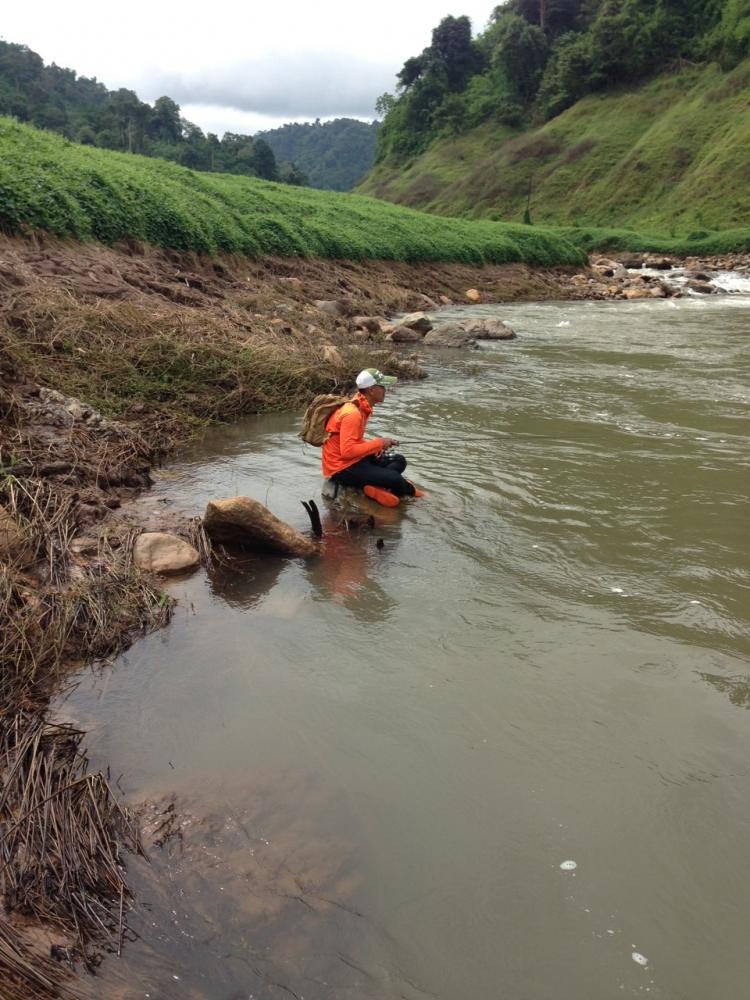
[255,119,380,191]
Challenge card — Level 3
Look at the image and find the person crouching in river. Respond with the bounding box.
[322,368,424,507]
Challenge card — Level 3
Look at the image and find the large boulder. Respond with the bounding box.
[400,311,433,335]
[204,497,318,558]
[422,324,477,348]
[133,532,200,574]
[462,318,517,340]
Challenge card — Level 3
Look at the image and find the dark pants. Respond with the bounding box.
[332,453,415,497]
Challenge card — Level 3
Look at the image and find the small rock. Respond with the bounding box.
[439,295,453,305]
[593,257,620,270]
[623,288,653,299]
[465,288,481,303]
[411,293,439,310]
[133,532,200,574]
[390,325,423,343]
[619,254,645,269]
[646,256,675,270]
[687,279,714,295]
[352,315,382,334]
[322,345,343,365]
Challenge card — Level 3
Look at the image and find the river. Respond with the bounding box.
[57,294,749,1000]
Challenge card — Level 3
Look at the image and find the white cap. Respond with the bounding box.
[356,368,397,389]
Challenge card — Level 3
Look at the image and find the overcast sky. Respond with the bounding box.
[2,1,495,135]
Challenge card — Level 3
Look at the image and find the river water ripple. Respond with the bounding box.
[60,295,749,1000]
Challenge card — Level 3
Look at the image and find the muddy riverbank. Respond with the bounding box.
[1,234,747,997]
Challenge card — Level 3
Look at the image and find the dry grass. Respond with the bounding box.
[0,714,144,979]
[0,470,171,996]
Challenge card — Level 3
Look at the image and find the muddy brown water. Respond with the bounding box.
[57,295,749,1000]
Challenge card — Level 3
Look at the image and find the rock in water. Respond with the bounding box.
[204,497,318,558]
[133,532,200,574]
[422,324,477,348]
[389,325,423,343]
[400,311,433,335]
[462,318,516,340]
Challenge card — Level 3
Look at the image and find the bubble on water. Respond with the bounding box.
[560,860,577,871]
[632,952,649,967]
[610,587,624,594]
[690,600,701,605]
[557,321,571,328]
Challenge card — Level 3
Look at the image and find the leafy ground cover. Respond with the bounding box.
[0,117,585,266]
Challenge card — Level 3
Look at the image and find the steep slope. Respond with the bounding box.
[359,59,750,233]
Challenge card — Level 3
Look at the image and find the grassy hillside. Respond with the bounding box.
[0,117,585,267]
[360,60,750,234]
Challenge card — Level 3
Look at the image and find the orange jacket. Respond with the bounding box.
[322,393,384,477]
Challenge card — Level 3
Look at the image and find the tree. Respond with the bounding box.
[397,54,427,90]
[248,138,278,181]
[511,0,582,35]
[431,15,481,90]
[150,95,181,143]
[375,92,396,118]
[491,14,549,102]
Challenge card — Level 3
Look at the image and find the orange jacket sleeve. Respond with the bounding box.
[339,408,383,462]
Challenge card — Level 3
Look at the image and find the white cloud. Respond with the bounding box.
[1,1,494,133]
[141,50,395,120]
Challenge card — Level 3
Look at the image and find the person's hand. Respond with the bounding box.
[380,437,399,450]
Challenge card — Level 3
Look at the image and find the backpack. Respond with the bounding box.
[298,393,353,446]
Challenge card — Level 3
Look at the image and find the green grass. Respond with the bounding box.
[359,59,750,243]
[0,117,586,267]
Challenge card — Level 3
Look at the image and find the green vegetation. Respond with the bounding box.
[256,118,380,191]
[0,40,305,184]
[361,54,750,235]
[0,117,586,265]
[375,2,738,163]
[363,2,750,236]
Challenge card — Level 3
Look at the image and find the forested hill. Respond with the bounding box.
[0,40,305,185]
[255,119,380,191]
[359,1,750,231]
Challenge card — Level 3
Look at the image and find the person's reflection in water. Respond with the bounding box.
[307,509,401,622]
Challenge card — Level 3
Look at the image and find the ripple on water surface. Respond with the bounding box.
[61,295,750,1000]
